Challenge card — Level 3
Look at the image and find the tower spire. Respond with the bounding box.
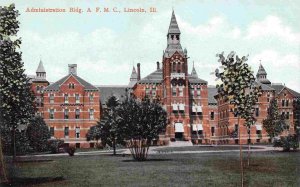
[128,65,138,87]
[168,10,181,34]
[256,61,271,84]
[36,58,46,79]
[191,61,198,78]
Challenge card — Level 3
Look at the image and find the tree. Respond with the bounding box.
[118,97,167,161]
[0,4,35,182]
[215,51,261,187]
[263,99,287,140]
[86,125,101,146]
[240,89,261,166]
[293,98,300,144]
[0,4,35,161]
[27,116,51,152]
[95,96,123,155]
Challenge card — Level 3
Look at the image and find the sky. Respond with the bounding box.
[2,0,300,92]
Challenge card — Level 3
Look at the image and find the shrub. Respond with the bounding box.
[48,139,64,154]
[274,135,299,151]
[65,146,76,156]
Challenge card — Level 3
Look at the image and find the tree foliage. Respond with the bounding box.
[118,97,167,161]
[262,99,287,139]
[0,4,35,159]
[27,116,51,152]
[293,98,300,137]
[215,51,261,118]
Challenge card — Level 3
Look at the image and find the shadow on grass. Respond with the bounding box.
[122,158,173,162]
[1,176,65,186]
[15,159,54,163]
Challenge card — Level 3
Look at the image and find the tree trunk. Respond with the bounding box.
[247,140,250,166]
[113,138,116,155]
[12,128,16,162]
[0,139,8,183]
[247,127,250,167]
[238,116,244,187]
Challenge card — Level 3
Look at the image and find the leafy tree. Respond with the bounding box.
[293,98,300,142]
[0,4,35,162]
[90,96,123,155]
[215,51,261,186]
[86,125,101,146]
[27,116,51,152]
[263,99,287,140]
[118,97,167,161]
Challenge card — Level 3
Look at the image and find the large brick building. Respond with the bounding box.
[29,11,300,147]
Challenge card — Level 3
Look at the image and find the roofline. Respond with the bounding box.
[60,74,84,88]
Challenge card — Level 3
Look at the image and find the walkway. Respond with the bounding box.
[18,145,280,158]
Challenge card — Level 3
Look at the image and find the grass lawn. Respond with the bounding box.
[3,151,299,187]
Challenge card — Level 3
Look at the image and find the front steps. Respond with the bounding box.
[169,140,193,147]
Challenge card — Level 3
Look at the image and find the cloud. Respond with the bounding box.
[245,15,300,44]
[250,50,300,69]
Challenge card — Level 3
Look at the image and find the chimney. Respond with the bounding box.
[68,64,77,75]
[157,61,160,70]
[137,63,141,81]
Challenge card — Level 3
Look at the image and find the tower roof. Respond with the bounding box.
[130,66,138,79]
[256,62,271,84]
[36,60,45,73]
[128,66,138,87]
[257,63,267,76]
[191,61,198,78]
[168,10,181,34]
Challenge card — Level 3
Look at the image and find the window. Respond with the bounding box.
[267,98,270,102]
[286,112,289,119]
[50,94,54,103]
[172,87,176,96]
[75,94,80,103]
[286,100,289,107]
[75,127,80,138]
[172,63,176,72]
[179,87,183,96]
[89,109,94,120]
[235,124,239,132]
[64,94,68,103]
[210,111,214,120]
[64,127,69,137]
[49,109,54,119]
[89,94,94,102]
[69,83,74,89]
[197,88,201,96]
[282,100,285,107]
[211,127,215,136]
[64,109,69,119]
[190,88,194,96]
[255,108,259,117]
[50,127,54,137]
[36,86,40,93]
[145,88,150,96]
[152,88,156,96]
[256,130,261,135]
[282,112,285,118]
[75,109,80,119]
